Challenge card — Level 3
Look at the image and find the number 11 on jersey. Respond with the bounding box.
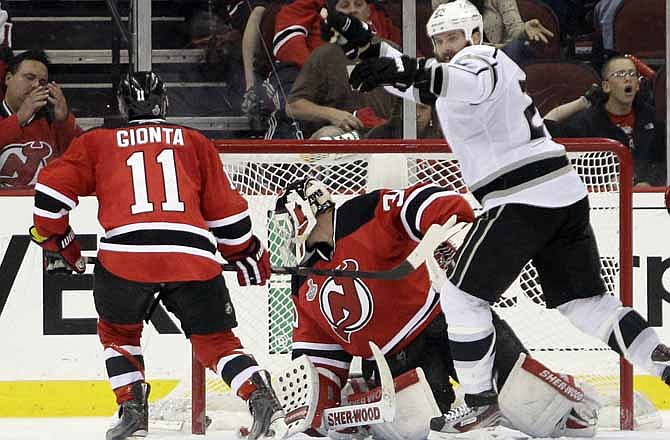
[126,149,185,214]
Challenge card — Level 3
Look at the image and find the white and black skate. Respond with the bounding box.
[428,390,502,439]
[106,382,150,440]
[246,370,289,439]
[652,344,670,385]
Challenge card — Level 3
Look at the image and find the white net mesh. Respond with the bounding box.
[152,144,652,432]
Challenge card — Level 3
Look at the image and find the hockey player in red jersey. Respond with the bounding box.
[272,178,604,439]
[29,71,287,440]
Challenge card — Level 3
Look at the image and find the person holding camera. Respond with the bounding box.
[0,49,82,188]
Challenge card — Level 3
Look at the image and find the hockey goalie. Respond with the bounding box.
[269,178,602,439]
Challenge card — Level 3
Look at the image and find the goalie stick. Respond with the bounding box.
[225,217,453,280]
[321,341,396,431]
[77,215,458,280]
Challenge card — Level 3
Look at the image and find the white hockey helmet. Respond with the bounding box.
[273,178,335,263]
[426,0,484,45]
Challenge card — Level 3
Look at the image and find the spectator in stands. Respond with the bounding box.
[263,0,401,138]
[273,0,401,70]
[545,56,665,186]
[283,39,399,139]
[241,1,270,92]
[592,0,623,56]
[0,50,82,188]
[240,1,277,131]
[432,0,554,61]
[272,0,401,95]
[364,103,444,139]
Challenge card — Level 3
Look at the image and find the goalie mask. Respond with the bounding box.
[273,179,335,263]
[117,71,168,120]
[426,0,483,46]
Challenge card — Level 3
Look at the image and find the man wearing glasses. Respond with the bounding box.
[557,56,663,187]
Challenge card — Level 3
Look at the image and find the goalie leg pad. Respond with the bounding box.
[499,353,601,438]
[357,368,441,440]
[271,355,324,436]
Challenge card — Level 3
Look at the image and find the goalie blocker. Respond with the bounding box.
[275,351,602,440]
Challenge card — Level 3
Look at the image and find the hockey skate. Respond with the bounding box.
[106,382,150,440]
[652,344,670,385]
[428,390,502,439]
[245,370,289,439]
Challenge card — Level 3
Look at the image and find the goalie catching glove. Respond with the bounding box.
[225,236,271,286]
[29,225,86,274]
[350,56,430,93]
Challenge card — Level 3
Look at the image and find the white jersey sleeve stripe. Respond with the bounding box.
[272,25,308,56]
[35,183,77,209]
[207,209,250,227]
[33,206,68,220]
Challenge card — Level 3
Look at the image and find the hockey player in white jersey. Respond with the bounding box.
[321,0,670,437]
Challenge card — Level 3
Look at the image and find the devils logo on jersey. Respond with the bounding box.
[319,259,374,343]
[0,141,53,187]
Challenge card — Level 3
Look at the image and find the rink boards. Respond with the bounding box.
[0,193,668,416]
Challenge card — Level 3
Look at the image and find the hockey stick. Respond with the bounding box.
[321,341,396,431]
[232,215,456,279]
[78,216,457,280]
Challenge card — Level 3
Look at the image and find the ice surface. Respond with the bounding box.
[0,412,668,439]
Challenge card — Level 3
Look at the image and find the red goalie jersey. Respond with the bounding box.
[33,121,254,283]
[291,183,474,383]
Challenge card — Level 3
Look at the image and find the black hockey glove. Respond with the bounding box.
[583,83,606,107]
[349,56,430,93]
[320,7,377,59]
[29,225,86,274]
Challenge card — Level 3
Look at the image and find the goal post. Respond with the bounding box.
[183,138,636,434]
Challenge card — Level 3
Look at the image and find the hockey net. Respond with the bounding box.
[151,139,655,434]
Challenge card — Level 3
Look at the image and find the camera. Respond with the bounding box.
[36,94,55,122]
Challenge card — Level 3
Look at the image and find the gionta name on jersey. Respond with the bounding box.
[116,126,185,148]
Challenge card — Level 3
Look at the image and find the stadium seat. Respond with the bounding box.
[516,0,561,59]
[614,0,666,59]
[523,61,600,115]
[380,1,433,57]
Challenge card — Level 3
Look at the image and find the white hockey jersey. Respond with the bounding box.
[380,43,588,211]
